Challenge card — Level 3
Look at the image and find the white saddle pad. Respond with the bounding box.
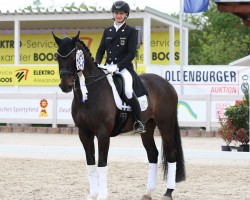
[106,73,148,112]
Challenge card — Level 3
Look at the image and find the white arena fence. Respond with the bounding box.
[0,93,243,131]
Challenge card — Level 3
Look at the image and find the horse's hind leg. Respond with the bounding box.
[158,117,185,200]
[157,119,176,200]
[141,119,158,200]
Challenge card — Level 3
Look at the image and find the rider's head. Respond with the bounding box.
[111,1,130,23]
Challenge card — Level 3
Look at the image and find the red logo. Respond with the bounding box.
[80,37,93,48]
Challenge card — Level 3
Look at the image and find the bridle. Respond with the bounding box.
[57,46,109,90]
[57,48,76,58]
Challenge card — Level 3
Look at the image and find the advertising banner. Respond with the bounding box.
[0,95,239,126]
[0,98,53,119]
[0,32,180,65]
[57,99,73,120]
[0,66,59,86]
[147,65,250,95]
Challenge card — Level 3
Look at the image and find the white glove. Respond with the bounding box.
[107,64,118,74]
[97,63,105,69]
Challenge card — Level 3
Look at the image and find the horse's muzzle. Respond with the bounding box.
[59,83,73,93]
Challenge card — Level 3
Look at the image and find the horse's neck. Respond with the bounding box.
[73,54,107,103]
[83,59,100,78]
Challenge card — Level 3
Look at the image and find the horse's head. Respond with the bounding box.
[53,31,80,93]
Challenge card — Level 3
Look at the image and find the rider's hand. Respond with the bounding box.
[97,63,105,69]
[107,64,118,75]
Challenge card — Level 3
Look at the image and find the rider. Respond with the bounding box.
[95,1,146,134]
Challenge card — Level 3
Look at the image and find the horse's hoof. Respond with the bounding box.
[141,194,152,200]
[87,195,97,200]
[162,195,172,200]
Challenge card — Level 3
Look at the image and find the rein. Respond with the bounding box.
[84,73,109,86]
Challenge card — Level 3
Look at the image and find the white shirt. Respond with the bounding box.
[113,21,125,32]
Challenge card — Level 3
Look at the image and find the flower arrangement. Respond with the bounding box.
[235,128,249,145]
[218,89,249,150]
[218,117,235,146]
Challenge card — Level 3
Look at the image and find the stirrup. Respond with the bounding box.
[133,121,146,134]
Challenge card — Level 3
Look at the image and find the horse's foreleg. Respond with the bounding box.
[79,131,98,199]
[96,134,110,200]
[86,165,98,200]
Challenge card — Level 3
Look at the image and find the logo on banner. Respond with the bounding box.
[216,103,230,119]
[39,99,48,117]
[15,68,29,82]
[178,101,197,119]
[79,37,93,48]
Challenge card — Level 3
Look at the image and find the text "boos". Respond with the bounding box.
[34,53,57,61]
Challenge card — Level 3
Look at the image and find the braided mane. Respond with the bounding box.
[77,39,95,63]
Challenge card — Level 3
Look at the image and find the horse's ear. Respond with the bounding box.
[72,31,80,43]
[52,31,62,45]
[76,31,80,38]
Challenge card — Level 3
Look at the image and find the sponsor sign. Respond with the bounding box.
[0,66,59,86]
[57,99,72,120]
[0,32,180,65]
[0,97,235,125]
[0,99,53,119]
[178,100,206,122]
[147,65,250,95]
[0,65,147,86]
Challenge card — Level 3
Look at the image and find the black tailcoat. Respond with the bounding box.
[96,23,147,97]
[96,23,137,71]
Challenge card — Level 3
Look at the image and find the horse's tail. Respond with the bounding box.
[174,116,186,182]
[161,116,186,182]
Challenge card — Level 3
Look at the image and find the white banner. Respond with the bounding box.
[0,99,53,119]
[57,99,72,120]
[0,94,243,129]
[147,65,250,95]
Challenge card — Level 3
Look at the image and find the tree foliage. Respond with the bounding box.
[187,1,250,65]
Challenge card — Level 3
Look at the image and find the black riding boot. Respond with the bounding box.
[129,93,146,134]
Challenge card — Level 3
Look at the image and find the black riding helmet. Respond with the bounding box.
[111,1,130,17]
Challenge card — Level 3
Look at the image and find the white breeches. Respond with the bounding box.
[117,68,133,99]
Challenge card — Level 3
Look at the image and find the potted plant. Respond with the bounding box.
[235,128,249,152]
[225,100,249,151]
[218,89,249,152]
[218,117,235,151]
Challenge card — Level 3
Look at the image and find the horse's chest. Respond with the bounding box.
[74,111,87,124]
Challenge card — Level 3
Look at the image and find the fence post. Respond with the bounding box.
[52,92,57,128]
[206,94,211,131]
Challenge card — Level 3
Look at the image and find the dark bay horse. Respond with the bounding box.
[53,31,185,200]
